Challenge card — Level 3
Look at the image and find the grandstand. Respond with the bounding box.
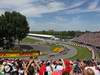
[28,33,59,40]
[72,32,100,61]
[73,32,100,48]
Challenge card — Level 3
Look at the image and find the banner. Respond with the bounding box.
[0,51,40,58]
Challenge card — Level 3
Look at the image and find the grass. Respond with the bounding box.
[95,51,100,60]
[21,37,40,44]
[70,46,92,60]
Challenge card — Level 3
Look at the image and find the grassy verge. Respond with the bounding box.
[21,37,40,44]
[70,46,92,60]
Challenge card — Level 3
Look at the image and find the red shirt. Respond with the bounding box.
[52,71,61,75]
[39,64,46,75]
[63,59,72,73]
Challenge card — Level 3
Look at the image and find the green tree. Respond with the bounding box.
[0,11,29,49]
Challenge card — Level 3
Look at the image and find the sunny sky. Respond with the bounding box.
[0,0,100,31]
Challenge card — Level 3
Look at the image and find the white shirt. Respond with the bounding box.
[46,66,52,75]
[46,66,52,72]
[55,65,63,71]
[51,64,56,71]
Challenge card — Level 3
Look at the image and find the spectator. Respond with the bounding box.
[0,58,100,75]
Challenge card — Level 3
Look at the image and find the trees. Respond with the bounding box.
[0,11,29,49]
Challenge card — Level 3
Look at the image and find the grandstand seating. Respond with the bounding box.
[74,32,100,48]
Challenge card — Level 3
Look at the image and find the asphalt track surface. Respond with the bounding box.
[28,44,77,60]
[22,36,77,60]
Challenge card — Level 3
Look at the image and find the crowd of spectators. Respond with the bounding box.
[0,57,100,75]
[74,32,100,48]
